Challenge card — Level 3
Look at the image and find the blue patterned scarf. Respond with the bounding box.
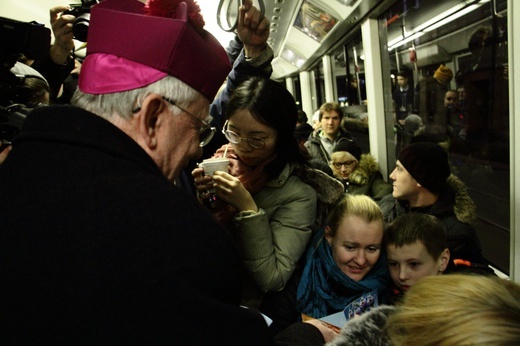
[296,228,390,318]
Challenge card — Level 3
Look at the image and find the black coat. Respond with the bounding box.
[0,105,273,345]
[378,175,484,264]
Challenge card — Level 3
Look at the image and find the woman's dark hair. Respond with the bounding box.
[226,77,308,178]
[17,75,50,106]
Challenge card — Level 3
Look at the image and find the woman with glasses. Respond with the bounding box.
[192,77,344,309]
[330,140,391,201]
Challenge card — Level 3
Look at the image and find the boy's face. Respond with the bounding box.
[387,241,449,292]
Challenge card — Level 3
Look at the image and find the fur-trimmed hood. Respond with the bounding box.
[293,165,345,230]
[349,154,381,186]
[293,166,344,205]
[445,174,477,226]
[326,305,396,346]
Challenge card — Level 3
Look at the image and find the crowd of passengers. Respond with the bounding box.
[1,0,519,344]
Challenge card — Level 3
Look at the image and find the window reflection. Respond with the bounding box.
[294,1,338,42]
[381,0,509,273]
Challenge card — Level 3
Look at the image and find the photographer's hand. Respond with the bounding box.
[0,145,12,165]
[49,5,75,65]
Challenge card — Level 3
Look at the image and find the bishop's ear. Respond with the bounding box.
[137,94,167,149]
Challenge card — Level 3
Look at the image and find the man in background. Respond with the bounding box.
[304,102,354,169]
[393,70,414,122]
[378,142,484,265]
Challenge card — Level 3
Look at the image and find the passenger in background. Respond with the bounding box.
[329,140,391,201]
[416,64,453,139]
[27,5,76,102]
[393,70,414,123]
[378,142,484,264]
[305,102,354,169]
[441,89,470,157]
[346,74,361,105]
[55,58,82,105]
[9,62,51,106]
[295,109,314,150]
[444,89,459,109]
[394,113,424,155]
[193,77,344,309]
[311,109,321,131]
[0,62,51,165]
[294,111,334,175]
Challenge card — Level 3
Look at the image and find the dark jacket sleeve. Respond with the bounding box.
[203,47,273,158]
[31,52,74,102]
[209,47,273,131]
[378,194,398,224]
[275,322,325,346]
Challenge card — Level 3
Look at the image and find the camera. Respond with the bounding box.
[64,0,100,42]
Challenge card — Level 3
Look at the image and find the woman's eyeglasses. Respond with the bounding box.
[222,120,268,149]
[333,160,357,169]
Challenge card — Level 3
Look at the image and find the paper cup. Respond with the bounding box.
[198,158,229,193]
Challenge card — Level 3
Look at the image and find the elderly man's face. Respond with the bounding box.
[157,95,209,181]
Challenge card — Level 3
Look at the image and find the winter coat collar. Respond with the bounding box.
[397,174,477,225]
[348,154,380,186]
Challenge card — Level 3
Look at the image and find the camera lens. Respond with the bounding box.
[72,13,90,42]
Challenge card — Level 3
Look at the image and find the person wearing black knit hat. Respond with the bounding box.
[329,140,391,200]
[397,142,451,194]
[378,142,485,265]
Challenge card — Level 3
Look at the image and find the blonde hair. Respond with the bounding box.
[326,194,383,237]
[387,274,520,346]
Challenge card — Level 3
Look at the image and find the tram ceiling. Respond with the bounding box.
[256,0,383,80]
[259,0,503,79]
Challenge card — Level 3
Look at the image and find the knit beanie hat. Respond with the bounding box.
[433,64,453,86]
[333,140,361,161]
[398,142,450,193]
[404,114,423,133]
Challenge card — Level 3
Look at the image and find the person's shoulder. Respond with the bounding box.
[378,193,395,206]
[266,164,316,195]
[337,129,354,140]
[306,130,321,143]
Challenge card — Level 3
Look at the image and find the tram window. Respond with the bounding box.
[379,0,509,273]
[341,35,366,106]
